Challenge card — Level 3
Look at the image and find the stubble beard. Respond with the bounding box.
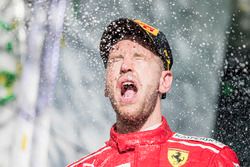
[108,84,159,133]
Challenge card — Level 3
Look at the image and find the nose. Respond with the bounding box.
[120,57,133,74]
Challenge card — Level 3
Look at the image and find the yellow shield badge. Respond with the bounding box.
[168,148,189,167]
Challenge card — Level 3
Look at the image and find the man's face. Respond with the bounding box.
[105,39,165,122]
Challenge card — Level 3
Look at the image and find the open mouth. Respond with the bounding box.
[121,81,138,100]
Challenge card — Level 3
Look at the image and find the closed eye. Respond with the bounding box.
[134,53,145,60]
[108,55,123,63]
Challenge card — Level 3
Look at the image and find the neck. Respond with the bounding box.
[116,97,162,134]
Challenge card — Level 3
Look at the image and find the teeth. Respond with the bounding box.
[122,82,134,86]
[120,81,138,96]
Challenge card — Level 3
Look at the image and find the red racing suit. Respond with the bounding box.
[67,117,239,167]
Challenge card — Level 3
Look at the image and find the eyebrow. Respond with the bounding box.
[109,54,123,59]
[134,53,145,57]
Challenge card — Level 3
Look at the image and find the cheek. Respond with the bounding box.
[106,67,119,86]
[137,64,161,86]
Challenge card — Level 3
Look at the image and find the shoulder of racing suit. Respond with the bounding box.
[66,145,112,167]
[67,133,240,167]
[168,133,240,167]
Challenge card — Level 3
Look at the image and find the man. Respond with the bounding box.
[68,18,239,167]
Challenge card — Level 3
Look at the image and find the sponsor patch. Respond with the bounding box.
[134,19,159,36]
[172,133,225,148]
[168,148,189,167]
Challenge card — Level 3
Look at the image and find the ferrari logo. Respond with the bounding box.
[168,148,189,167]
[134,19,159,36]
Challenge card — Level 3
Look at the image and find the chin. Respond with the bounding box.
[119,107,139,118]
[116,104,147,122]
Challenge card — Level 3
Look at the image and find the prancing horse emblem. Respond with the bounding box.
[168,148,189,167]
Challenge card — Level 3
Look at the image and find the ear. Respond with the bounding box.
[158,70,173,94]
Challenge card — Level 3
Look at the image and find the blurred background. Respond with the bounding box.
[0,0,249,166]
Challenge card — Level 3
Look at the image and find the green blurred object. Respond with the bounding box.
[0,71,16,87]
[0,94,15,106]
[73,0,81,19]
[5,42,13,53]
[221,82,234,96]
[0,19,18,106]
[0,20,18,31]
[0,20,11,31]
[0,71,17,106]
